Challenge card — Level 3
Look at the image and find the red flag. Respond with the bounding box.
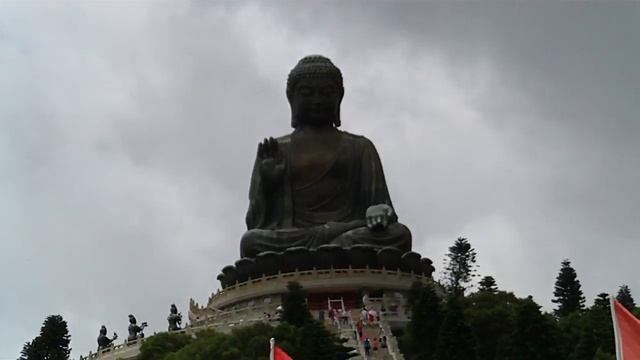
[274,346,294,360]
[270,338,294,360]
[611,298,640,359]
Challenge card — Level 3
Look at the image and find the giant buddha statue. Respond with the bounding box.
[240,55,411,259]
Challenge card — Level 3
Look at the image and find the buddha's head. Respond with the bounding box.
[100,325,107,336]
[128,314,136,325]
[287,55,344,128]
[170,304,178,314]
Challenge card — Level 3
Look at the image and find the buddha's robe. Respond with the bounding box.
[241,129,411,258]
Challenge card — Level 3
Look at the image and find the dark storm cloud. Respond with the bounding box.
[1,1,638,358]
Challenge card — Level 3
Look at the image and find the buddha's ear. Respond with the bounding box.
[334,88,344,127]
[290,101,297,128]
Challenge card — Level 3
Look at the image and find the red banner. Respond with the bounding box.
[612,299,640,359]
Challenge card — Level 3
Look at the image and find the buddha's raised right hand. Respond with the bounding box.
[257,137,285,186]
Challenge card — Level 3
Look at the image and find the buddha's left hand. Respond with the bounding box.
[366,204,394,231]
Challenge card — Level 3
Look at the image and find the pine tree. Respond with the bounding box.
[442,237,478,296]
[552,259,585,317]
[402,281,443,360]
[18,315,71,360]
[434,296,476,360]
[616,285,636,312]
[586,293,615,356]
[19,339,44,360]
[478,276,498,293]
[593,293,610,310]
[282,281,312,327]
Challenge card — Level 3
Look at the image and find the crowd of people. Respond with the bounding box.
[357,306,388,357]
[321,303,391,358]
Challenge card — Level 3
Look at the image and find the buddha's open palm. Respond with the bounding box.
[258,137,285,185]
[366,204,394,230]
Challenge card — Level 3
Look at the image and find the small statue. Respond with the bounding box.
[167,304,182,331]
[97,325,117,350]
[127,314,147,342]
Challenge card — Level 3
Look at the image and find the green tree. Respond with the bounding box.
[226,322,302,360]
[282,281,312,327]
[593,348,616,360]
[509,296,563,360]
[594,292,610,309]
[442,237,478,296]
[558,311,585,358]
[19,339,44,360]
[478,276,498,293]
[570,328,597,360]
[465,290,521,360]
[137,322,352,360]
[163,329,237,360]
[137,332,193,360]
[616,285,636,312]
[434,296,476,360]
[18,315,71,360]
[401,281,443,360]
[587,293,615,355]
[552,259,585,317]
[297,320,354,360]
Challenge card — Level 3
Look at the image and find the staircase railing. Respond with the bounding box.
[379,320,405,360]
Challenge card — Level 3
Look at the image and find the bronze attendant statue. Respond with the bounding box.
[167,304,182,331]
[97,325,117,350]
[241,55,411,258]
[126,314,147,342]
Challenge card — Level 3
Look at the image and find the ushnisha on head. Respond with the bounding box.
[128,314,136,324]
[100,325,107,335]
[286,55,344,128]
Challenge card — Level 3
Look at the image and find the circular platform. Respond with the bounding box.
[189,266,434,329]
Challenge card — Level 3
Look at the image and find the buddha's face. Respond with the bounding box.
[291,77,342,127]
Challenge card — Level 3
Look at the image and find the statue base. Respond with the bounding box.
[192,245,436,328]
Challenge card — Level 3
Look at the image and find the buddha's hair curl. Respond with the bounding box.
[287,55,344,128]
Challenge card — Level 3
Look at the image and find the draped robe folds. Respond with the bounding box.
[241,130,411,258]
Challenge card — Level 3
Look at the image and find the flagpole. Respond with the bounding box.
[610,295,623,360]
[270,337,275,360]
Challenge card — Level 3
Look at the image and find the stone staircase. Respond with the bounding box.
[323,309,404,360]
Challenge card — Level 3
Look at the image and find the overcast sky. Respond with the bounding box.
[1,1,639,358]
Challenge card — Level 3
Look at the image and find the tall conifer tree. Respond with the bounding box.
[552,259,585,317]
[442,237,478,296]
[616,285,636,312]
[18,315,71,360]
[478,276,498,293]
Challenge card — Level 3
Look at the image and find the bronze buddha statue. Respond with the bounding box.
[241,55,411,258]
